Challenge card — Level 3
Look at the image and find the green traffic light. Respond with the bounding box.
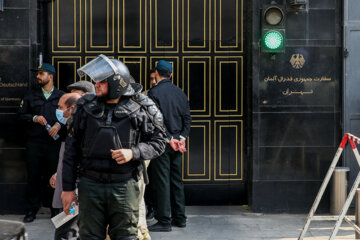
[264,31,283,50]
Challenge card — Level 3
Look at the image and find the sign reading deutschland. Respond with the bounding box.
[0,76,28,109]
[0,82,28,88]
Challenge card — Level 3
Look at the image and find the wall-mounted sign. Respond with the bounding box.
[0,76,28,109]
[260,48,338,106]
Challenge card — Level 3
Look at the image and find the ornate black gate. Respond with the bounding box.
[45,0,248,204]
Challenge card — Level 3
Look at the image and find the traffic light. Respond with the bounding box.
[261,4,285,53]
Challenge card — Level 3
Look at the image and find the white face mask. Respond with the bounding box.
[56,109,68,124]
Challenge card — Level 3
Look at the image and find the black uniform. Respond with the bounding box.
[62,93,166,239]
[148,78,191,227]
[18,87,65,214]
[148,79,191,140]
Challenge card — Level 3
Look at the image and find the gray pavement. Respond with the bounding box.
[0,206,358,240]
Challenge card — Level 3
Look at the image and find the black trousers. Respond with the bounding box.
[25,141,61,213]
[150,145,187,225]
[54,215,79,240]
[144,160,154,212]
[78,177,139,240]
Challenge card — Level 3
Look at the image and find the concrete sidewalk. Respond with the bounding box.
[0,206,358,240]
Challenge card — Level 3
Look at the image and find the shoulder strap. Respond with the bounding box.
[82,94,105,119]
[132,93,165,132]
[77,93,96,106]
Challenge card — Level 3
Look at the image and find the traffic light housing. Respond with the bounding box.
[261,4,285,53]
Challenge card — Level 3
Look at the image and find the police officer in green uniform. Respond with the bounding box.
[18,63,66,223]
[61,55,166,240]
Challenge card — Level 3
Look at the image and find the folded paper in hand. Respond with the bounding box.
[51,205,79,229]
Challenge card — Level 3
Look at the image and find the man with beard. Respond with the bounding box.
[18,63,66,223]
[61,55,166,240]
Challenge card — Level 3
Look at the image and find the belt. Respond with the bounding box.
[80,169,134,183]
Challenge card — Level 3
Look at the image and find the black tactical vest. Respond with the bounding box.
[80,97,141,173]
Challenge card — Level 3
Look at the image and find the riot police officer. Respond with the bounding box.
[61,55,166,240]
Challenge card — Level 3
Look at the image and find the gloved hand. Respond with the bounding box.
[178,139,187,153]
[169,139,180,151]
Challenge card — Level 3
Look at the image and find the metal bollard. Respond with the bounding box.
[330,167,349,215]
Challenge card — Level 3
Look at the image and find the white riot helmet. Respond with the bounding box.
[77,54,134,99]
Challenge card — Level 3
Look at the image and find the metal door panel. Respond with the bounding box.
[45,0,248,204]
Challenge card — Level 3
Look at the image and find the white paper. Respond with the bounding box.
[51,205,79,229]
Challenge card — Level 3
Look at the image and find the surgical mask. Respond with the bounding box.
[56,109,68,124]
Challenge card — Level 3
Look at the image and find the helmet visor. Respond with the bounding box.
[77,55,115,82]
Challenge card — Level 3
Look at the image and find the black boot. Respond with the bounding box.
[23,211,36,223]
[148,222,172,232]
[146,208,155,221]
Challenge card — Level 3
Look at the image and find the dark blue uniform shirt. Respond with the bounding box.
[18,87,65,142]
[148,78,191,140]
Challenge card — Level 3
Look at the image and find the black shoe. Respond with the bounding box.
[148,222,172,232]
[146,209,155,220]
[23,212,36,223]
[171,220,186,228]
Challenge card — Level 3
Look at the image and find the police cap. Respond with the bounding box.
[31,63,56,74]
[155,60,172,75]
